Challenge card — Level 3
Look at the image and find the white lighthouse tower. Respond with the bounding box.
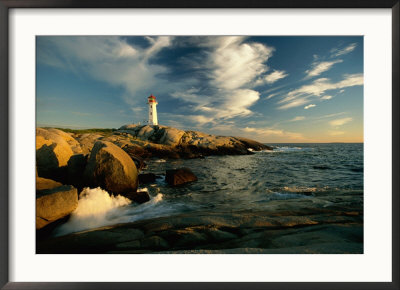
[147,94,158,125]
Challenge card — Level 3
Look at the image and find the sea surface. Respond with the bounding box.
[55,143,363,236]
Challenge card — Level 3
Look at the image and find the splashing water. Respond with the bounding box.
[55,187,131,236]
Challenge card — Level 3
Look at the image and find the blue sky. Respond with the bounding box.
[37,36,363,142]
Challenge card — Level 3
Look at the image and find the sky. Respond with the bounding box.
[36,36,363,143]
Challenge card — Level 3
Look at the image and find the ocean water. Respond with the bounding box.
[55,143,363,236]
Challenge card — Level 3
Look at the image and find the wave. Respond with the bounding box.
[55,186,167,236]
[255,192,311,203]
[261,146,312,153]
[54,187,132,236]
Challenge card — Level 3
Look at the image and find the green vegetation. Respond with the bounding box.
[52,128,116,134]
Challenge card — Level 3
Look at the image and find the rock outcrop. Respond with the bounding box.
[36,180,78,230]
[117,124,272,159]
[166,168,198,186]
[46,128,83,154]
[84,141,138,195]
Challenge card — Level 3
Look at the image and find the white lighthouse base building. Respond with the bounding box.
[147,94,158,125]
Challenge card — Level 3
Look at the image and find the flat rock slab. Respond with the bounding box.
[37,208,363,254]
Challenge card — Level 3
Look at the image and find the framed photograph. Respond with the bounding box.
[1,1,399,289]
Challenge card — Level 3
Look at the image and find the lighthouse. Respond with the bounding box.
[147,94,158,125]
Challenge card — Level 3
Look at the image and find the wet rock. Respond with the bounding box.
[36,184,78,230]
[165,168,197,186]
[124,191,150,204]
[84,141,138,195]
[138,173,156,184]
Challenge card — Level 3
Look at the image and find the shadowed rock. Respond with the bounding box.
[36,128,75,182]
[139,173,156,184]
[84,140,138,195]
[67,154,87,189]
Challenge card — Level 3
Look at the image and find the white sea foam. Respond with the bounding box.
[154,159,166,163]
[55,187,169,237]
[55,187,131,236]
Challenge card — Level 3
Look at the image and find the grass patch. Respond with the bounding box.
[52,128,117,134]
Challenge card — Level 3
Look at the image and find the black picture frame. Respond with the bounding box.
[1,1,399,289]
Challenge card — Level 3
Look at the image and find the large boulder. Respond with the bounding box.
[158,127,185,146]
[84,141,138,194]
[36,128,74,181]
[166,168,198,186]
[36,183,78,230]
[46,128,83,154]
[36,176,62,190]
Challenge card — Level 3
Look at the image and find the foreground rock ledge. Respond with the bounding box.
[36,181,78,230]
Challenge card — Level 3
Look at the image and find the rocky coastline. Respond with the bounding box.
[36,125,363,254]
[36,124,272,231]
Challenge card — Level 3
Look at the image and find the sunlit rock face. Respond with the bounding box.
[36,181,78,230]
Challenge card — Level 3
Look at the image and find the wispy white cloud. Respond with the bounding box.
[37,36,173,106]
[290,116,305,121]
[321,95,333,100]
[329,131,345,136]
[242,126,303,140]
[304,104,316,109]
[305,59,343,78]
[171,37,279,126]
[277,73,363,110]
[330,43,357,58]
[329,117,353,127]
[262,70,288,84]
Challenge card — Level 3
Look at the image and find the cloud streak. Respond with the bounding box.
[329,117,353,127]
[304,104,316,109]
[37,36,173,106]
[305,59,343,78]
[277,73,363,110]
[330,43,357,58]
[262,70,288,84]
